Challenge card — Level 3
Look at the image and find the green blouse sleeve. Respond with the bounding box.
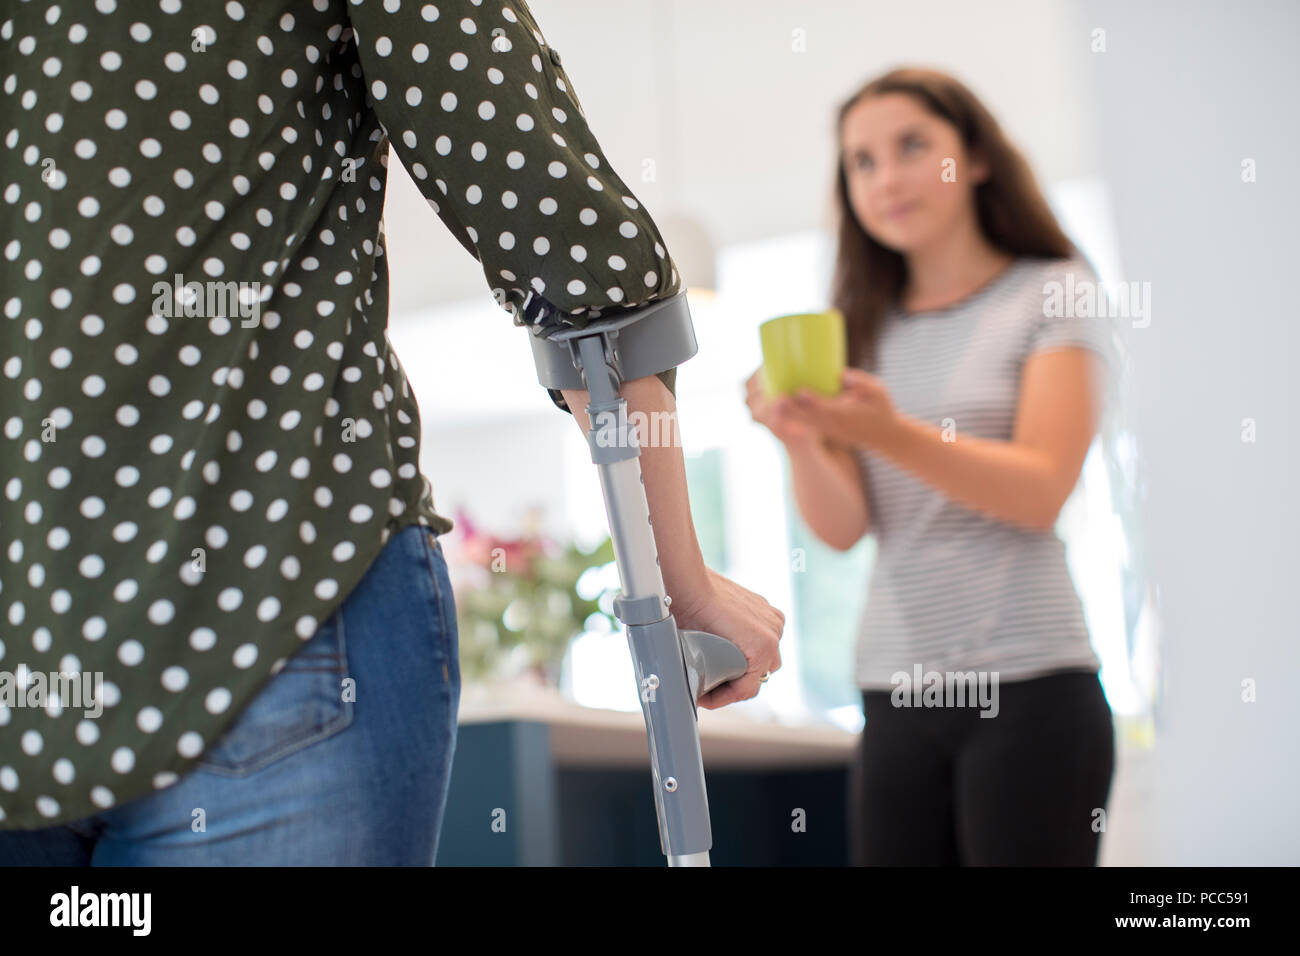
[345,0,683,414]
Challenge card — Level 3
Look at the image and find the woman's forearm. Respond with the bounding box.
[873,412,1075,531]
[559,375,711,610]
[786,437,870,550]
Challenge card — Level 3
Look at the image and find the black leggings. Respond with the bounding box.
[848,669,1115,865]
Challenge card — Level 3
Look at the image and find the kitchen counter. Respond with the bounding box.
[440,680,859,866]
[458,679,858,769]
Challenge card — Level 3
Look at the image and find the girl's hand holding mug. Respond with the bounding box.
[747,367,900,451]
[745,368,821,449]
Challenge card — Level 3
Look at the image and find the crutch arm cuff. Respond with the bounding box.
[528,292,698,401]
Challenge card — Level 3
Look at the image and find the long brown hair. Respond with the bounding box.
[830,67,1079,369]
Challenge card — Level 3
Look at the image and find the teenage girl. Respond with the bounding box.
[746,67,1116,865]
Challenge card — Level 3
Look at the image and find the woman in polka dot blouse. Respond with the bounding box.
[0,0,786,862]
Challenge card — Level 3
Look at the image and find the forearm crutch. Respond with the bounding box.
[527,292,747,867]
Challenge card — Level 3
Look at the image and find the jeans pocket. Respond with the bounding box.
[197,609,355,777]
[416,526,460,691]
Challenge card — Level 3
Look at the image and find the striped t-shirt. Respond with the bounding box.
[853,255,1118,689]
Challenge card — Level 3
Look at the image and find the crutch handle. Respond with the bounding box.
[679,629,748,702]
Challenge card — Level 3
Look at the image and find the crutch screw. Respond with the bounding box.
[664,777,678,792]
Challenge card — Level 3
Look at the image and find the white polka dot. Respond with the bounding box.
[110,747,135,773]
[190,628,217,652]
[117,640,144,666]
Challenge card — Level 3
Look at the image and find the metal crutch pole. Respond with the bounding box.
[527,293,747,866]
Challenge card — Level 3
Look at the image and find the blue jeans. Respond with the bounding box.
[0,523,461,865]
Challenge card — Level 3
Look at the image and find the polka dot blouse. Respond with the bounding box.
[0,0,682,830]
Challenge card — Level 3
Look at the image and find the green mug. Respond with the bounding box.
[759,308,847,399]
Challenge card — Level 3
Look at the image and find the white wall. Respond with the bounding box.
[1082,0,1300,864]
[383,0,1103,311]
